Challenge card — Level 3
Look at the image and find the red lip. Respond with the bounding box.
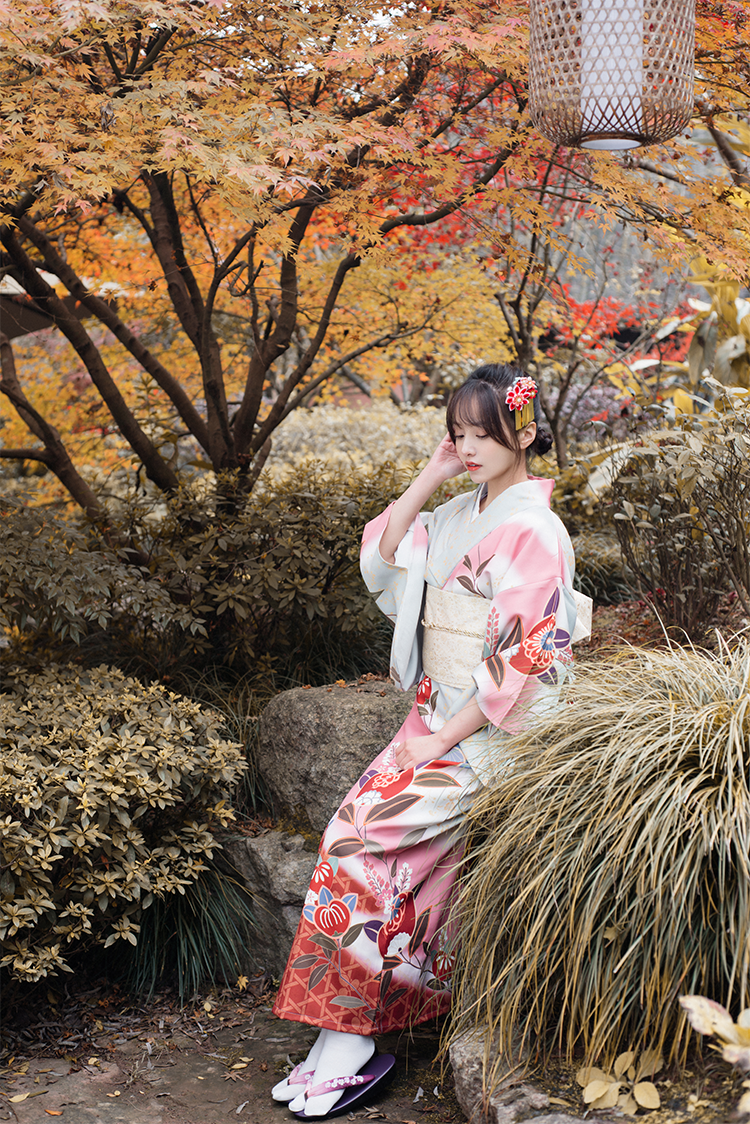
[465,463,480,470]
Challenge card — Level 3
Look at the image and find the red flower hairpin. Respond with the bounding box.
[505,376,538,430]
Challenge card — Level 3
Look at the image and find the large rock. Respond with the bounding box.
[449,1031,603,1124]
[225,829,317,976]
[257,678,415,835]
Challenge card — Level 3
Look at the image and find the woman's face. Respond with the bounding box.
[451,413,535,499]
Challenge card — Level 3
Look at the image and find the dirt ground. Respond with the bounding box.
[1,976,746,1124]
[0,978,465,1124]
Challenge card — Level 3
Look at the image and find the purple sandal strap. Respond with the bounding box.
[305,1072,375,1099]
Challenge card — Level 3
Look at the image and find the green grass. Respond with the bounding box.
[108,854,256,1005]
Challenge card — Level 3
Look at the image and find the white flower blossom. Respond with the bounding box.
[356,790,383,806]
[395,863,412,893]
[386,932,410,957]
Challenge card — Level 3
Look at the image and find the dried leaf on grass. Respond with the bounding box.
[614,1051,635,1078]
[587,1081,620,1109]
[633,1081,661,1109]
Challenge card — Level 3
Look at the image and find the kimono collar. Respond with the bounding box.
[471,476,554,522]
[429,476,556,589]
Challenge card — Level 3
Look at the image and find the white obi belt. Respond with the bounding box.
[421,584,593,690]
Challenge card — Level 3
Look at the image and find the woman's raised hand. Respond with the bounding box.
[378,434,464,565]
[425,433,465,484]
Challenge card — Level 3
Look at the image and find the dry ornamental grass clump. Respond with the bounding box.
[451,639,750,1069]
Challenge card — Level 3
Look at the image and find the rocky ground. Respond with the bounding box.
[0,979,466,1124]
[0,978,744,1124]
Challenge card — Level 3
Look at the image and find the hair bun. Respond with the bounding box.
[534,429,553,457]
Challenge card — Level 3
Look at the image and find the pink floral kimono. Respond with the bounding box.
[273,478,577,1035]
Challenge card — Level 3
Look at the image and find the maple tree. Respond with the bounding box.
[1,1,750,515]
[0,0,531,514]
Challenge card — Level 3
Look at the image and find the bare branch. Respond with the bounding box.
[247,248,360,452]
[707,123,750,190]
[0,331,104,518]
[244,436,272,491]
[185,174,219,266]
[278,314,437,423]
[379,142,518,237]
[0,447,52,463]
[133,27,176,77]
[15,215,211,452]
[0,228,179,494]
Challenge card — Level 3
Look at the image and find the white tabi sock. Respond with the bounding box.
[288,1030,375,1116]
[271,1028,328,1102]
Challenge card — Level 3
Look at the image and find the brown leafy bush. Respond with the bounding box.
[0,497,195,645]
[611,385,750,639]
[0,663,245,983]
[1,463,409,688]
[571,531,630,606]
[110,463,408,689]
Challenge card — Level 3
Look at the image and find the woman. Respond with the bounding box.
[270,364,585,1118]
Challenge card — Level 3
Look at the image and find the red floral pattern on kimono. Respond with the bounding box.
[273,708,476,1034]
[273,478,577,1033]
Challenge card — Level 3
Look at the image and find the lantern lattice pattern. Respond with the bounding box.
[529,0,695,150]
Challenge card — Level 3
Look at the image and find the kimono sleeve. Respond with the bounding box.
[360,503,431,690]
[472,518,576,730]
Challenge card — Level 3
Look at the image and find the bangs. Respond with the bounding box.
[446,381,514,450]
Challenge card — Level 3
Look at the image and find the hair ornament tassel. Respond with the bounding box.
[505,376,538,430]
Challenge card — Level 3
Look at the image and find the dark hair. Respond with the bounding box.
[446,363,553,458]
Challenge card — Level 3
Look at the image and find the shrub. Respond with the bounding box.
[0,663,245,983]
[0,496,195,646]
[107,852,255,1004]
[540,456,608,536]
[572,531,630,606]
[451,640,750,1069]
[1,462,411,691]
[611,385,750,639]
[92,461,408,692]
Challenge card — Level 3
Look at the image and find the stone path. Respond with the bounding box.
[4,997,734,1124]
[0,1004,468,1124]
[0,996,602,1124]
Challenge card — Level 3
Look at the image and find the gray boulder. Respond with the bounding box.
[257,678,415,835]
[226,829,317,976]
[449,1031,603,1124]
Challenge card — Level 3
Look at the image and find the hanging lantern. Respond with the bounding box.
[529,0,695,151]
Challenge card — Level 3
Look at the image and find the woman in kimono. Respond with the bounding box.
[270,364,582,1118]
